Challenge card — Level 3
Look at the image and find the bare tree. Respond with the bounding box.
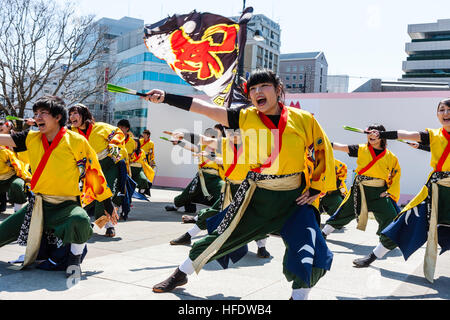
[0,0,119,129]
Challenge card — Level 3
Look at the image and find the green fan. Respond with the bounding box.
[5,115,24,122]
[107,83,147,97]
[343,125,370,134]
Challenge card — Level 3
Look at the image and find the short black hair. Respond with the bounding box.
[33,96,67,127]
[246,68,285,102]
[68,103,95,127]
[438,98,450,110]
[368,123,387,149]
[117,119,130,129]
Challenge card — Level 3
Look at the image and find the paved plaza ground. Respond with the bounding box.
[0,187,449,301]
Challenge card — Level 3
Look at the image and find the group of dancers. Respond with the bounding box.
[0,68,448,300]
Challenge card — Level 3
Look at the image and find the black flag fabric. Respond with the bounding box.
[144,7,253,108]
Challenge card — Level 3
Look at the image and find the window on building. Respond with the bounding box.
[293,75,296,80]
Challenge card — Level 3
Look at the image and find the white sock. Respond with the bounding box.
[322,224,336,236]
[256,238,267,248]
[70,243,86,256]
[291,288,311,300]
[187,224,201,237]
[105,221,114,229]
[14,203,23,212]
[179,258,195,275]
[194,215,198,221]
[373,243,390,259]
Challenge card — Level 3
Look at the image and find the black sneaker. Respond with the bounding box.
[66,253,82,278]
[153,268,188,293]
[165,205,178,212]
[257,247,271,258]
[170,232,191,246]
[353,252,377,268]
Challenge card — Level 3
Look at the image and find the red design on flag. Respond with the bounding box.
[170,24,238,80]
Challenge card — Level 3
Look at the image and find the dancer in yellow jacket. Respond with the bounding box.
[0,96,118,278]
[0,119,30,212]
[375,98,450,283]
[146,69,336,300]
[322,124,401,268]
[117,120,154,197]
[69,104,125,237]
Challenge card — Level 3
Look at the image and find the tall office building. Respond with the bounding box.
[401,19,450,84]
[230,14,281,77]
[91,17,198,136]
[279,52,328,93]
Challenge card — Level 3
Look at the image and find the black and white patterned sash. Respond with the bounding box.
[352,175,381,220]
[425,171,450,221]
[215,171,300,235]
[17,192,35,246]
[189,173,200,195]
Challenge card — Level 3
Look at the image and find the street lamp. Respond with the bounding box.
[237,26,265,82]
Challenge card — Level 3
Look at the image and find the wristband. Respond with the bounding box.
[163,93,193,111]
[378,131,398,140]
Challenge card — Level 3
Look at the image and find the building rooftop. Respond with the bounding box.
[280,52,322,60]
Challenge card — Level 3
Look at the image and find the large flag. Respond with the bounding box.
[144,7,253,108]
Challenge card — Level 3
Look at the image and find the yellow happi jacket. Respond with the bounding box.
[198,145,221,172]
[71,122,125,156]
[25,129,112,204]
[139,138,155,164]
[402,128,450,212]
[335,159,348,194]
[0,147,31,182]
[129,149,155,183]
[124,132,137,156]
[354,144,401,202]
[218,137,249,182]
[237,105,336,193]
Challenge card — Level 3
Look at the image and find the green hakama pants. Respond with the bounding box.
[0,200,92,248]
[189,182,326,289]
[326,185,398,250]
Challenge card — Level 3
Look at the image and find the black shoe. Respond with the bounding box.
[353,252,377,268]
[66,253,82,278]
[105,227,116,237]
[257,247,271,258]
[170,232,191,246]
[144,188,151,196]
[153,268,188,293]
[165,205,178,212]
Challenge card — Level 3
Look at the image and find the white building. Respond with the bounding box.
[401,19,450,84]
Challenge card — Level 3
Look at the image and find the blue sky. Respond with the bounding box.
[75,0,450,90]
